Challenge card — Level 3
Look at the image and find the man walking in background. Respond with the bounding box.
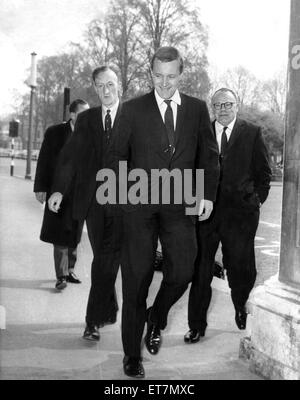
[34,99,89,290]
[48,67,122,342]
[184,88,272,345]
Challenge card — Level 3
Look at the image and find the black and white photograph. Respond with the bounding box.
[0,0,299,384]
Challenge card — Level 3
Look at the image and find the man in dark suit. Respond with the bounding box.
[34,99,89,290]
[184,88,272,345]
[48,66,122,341]
[110,47,220,378]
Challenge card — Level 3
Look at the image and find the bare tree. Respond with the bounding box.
[106,0,148,99]
[83,0,210,99]
[261,69,287,117]
[220,66,262,109]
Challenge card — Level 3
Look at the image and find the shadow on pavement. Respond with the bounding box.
[0,279,58,293]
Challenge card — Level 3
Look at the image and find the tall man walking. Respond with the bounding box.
[111,47,220,378]
[48,67,122,341]
[184,88,272,345]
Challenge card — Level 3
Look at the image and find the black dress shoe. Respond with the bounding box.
[55,276,67,290]
[184,329,205,344]
[66,272,81,284]
[83,325,100,341]
[145,322,162,355]
[213,261,225,280]
[123,357,145,379]
[235,309,247,330]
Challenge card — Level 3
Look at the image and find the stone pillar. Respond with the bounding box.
[240,0,300,380]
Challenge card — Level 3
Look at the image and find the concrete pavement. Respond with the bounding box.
[0,162,279,380]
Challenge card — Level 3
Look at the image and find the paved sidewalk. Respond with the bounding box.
[0,171,265,380]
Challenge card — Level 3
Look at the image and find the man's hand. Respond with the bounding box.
[48,192,63,213]
[198,199,213,221]
[35,192,46,204]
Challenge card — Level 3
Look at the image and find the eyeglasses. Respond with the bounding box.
[213,102,236,110]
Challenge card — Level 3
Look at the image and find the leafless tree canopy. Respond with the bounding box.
[5,0,285,160]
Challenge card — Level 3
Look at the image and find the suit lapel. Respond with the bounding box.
[212,118,244,154]
[112,103,122,132]
[174,93,187,148]
[226,118,244,152]
[146,91,171,161]
[212,120,217,139]
[89,106,103,162]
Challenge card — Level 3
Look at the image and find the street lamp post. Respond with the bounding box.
[25,52,37,180]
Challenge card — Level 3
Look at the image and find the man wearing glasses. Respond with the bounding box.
[184,88,272,344]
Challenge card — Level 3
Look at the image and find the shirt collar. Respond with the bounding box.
[69,119,74,132]
[215,117,237,134]
[154,89,181,107]
[102,99,119,115]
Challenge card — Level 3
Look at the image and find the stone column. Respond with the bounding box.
[240,0,300,380]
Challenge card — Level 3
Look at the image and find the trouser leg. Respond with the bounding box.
[220,209,259,311]
[150,208,197,330]
[121,209,159,358]
[68,247,77,273]
[53,245,69,278]
[188,224,220,331]
[85,203,122,326]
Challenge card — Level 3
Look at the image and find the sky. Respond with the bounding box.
[0,0,291,116]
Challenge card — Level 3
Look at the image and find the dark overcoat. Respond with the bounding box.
[34,121,83,247]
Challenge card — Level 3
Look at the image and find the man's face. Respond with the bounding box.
[70,103,89,123]
[212,91,238,126]
[94,69,119,107]
[152,59,182,99]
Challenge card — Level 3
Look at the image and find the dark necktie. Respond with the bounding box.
[220,126,228,157]
[164,100,175,155]
[105,109,112,141]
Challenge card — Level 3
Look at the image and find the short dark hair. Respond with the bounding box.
[92,66,118,82]
[69,99,88,113]
[151,46,184,74]
[212,88,239,103]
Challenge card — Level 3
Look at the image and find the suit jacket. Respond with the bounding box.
[110,90,220,208]
[52,105,121,221]
[34,120,83,247]
[213,118,272,211]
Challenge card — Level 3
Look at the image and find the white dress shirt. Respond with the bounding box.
[102,99,120,129]
[215,118,237,154]
[154,89,181,129]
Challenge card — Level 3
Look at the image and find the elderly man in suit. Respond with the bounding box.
[110,46,220,378]
[184,88,272,345]
[34,99,89,290]
[48,66,122,341]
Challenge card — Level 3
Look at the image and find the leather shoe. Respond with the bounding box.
[235,308,247,330]
[66,272,81,284]
[184,329,205,344]
[123,357,145,379]
[82,325,100,341]
[145,322,162,355]
[55,276,67,290]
